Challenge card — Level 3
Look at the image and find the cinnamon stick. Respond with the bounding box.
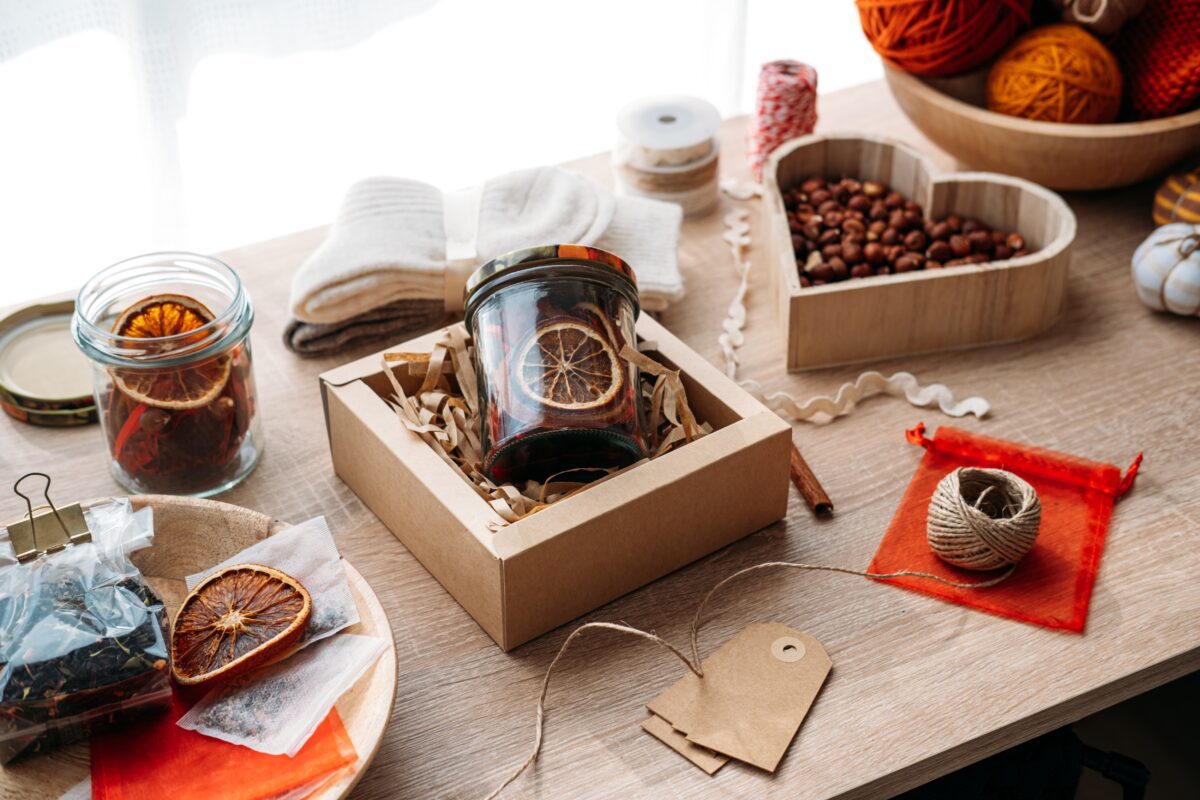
[789,440,832,515]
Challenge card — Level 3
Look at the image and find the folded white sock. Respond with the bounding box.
[289,166,684,326]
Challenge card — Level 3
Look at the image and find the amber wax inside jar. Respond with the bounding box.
[464,245,649,484]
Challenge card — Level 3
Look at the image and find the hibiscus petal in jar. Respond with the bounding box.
[464,245,649,484]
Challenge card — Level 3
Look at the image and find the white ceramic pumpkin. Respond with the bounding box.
[1131,223,1200,317]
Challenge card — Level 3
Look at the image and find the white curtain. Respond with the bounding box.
[0,0,878,305]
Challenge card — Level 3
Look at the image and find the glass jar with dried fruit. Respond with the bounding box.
[72,253,262,496]
[464,245,649,484]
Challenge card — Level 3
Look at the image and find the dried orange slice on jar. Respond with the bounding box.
[111,294,231,409]
[170,563,311,687]
[515,320,623,411]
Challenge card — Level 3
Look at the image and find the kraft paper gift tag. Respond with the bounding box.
[644,623,831,773]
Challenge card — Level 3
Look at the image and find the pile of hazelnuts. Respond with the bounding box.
[785,176,1032,286]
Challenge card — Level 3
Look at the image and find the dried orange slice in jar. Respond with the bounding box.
[170,564,311,687]
[111,295,231,409]
[515,320,624,411]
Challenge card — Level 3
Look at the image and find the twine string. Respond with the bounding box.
[486,556,1013,799]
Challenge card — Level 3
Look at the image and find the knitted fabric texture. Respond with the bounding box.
[1116,0,1200,119]
[987,24,1123,124]
[856,0,1033,77]
[870,425,1141,633]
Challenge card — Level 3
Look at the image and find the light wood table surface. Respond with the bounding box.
[3,80,1198,799]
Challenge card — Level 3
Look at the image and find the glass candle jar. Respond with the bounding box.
[464,244,649,484]
[72,253,262,497]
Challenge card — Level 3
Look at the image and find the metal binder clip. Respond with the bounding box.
[6,472,91,563]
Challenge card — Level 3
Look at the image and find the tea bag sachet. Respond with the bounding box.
[185,516,357,646]
[644,623,831,774]
[178,633,387,756]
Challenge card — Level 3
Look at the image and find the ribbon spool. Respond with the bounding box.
[614,95,721,218]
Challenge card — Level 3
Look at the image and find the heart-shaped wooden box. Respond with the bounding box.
[764,134,1077,371]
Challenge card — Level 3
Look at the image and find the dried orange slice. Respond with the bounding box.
[111,294,230,409]
[515,320,623,411]
[170,563,311,687]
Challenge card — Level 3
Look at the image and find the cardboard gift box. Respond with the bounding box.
[319,315,791,650]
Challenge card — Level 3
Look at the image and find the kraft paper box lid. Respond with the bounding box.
[319,315,792,649]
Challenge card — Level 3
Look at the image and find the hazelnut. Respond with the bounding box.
[824,211,844,228]
[1007,233,1026,251]
[850,263,873,278]
[945,213,963,232]
[842,179,862,195]
[884,191,905,209]
[801,177,825,194]
[847,194,871,212]
[967,231,993,253]
[881,228,900,246]
[818,229,840,245]
[799,274,812,287]
[842,217,866,235]
[929,221,951,241]
[961,218,984,234]
[864,242,886,265]
[818,199,840,216]
[808,262,835,283]
[949,234,971,257]
[868,220,887,235]
[842,242,863,264]
[810,189,831,206]
[904,230,926,251]
[926,240,953,261]
[888,209,908,230]
[828,256,849,279]
[993,244,1013,260]
[821,243,842,260]
[894,254,922,272]
[863,180,886,197]
[885,244,906,263]
[926,260,943,269]
[869,202,889,221]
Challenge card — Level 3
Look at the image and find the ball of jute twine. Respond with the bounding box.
[927,467,1042,571]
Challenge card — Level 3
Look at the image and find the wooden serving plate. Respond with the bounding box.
[764,133,1076,371]
[0,495,396,800]
[884,63,1200,191]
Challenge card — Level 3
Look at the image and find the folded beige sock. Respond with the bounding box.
[288,166,685,343]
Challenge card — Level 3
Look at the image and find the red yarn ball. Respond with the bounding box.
[857,0,1034,77]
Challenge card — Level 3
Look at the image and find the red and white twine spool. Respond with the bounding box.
[747,61,818,182]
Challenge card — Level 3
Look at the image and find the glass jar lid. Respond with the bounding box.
[0,300,96,427]
[463,244,639,332]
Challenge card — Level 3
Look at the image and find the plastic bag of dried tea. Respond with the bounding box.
[184,516,358,647]
[0,498,170,762]
[177,633,386,756]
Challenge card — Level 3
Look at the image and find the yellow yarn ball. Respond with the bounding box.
[986,23,1123,124]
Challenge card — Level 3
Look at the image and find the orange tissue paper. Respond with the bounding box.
[90,691,357,800]
[869,424,1141,633]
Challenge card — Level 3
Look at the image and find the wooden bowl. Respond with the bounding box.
[765,133,1076,370]
[884,63,1200,191]
[0,495,396,800]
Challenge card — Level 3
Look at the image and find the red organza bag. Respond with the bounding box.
[869,424,1141,632]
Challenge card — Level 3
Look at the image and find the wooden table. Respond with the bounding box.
[3,80,1198,799]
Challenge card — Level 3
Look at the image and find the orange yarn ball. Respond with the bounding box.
[986,24,1123,124]
[857,0,1033,78]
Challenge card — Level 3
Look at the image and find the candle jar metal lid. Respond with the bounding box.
[72,253,263,497]
[464,245,648,484]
